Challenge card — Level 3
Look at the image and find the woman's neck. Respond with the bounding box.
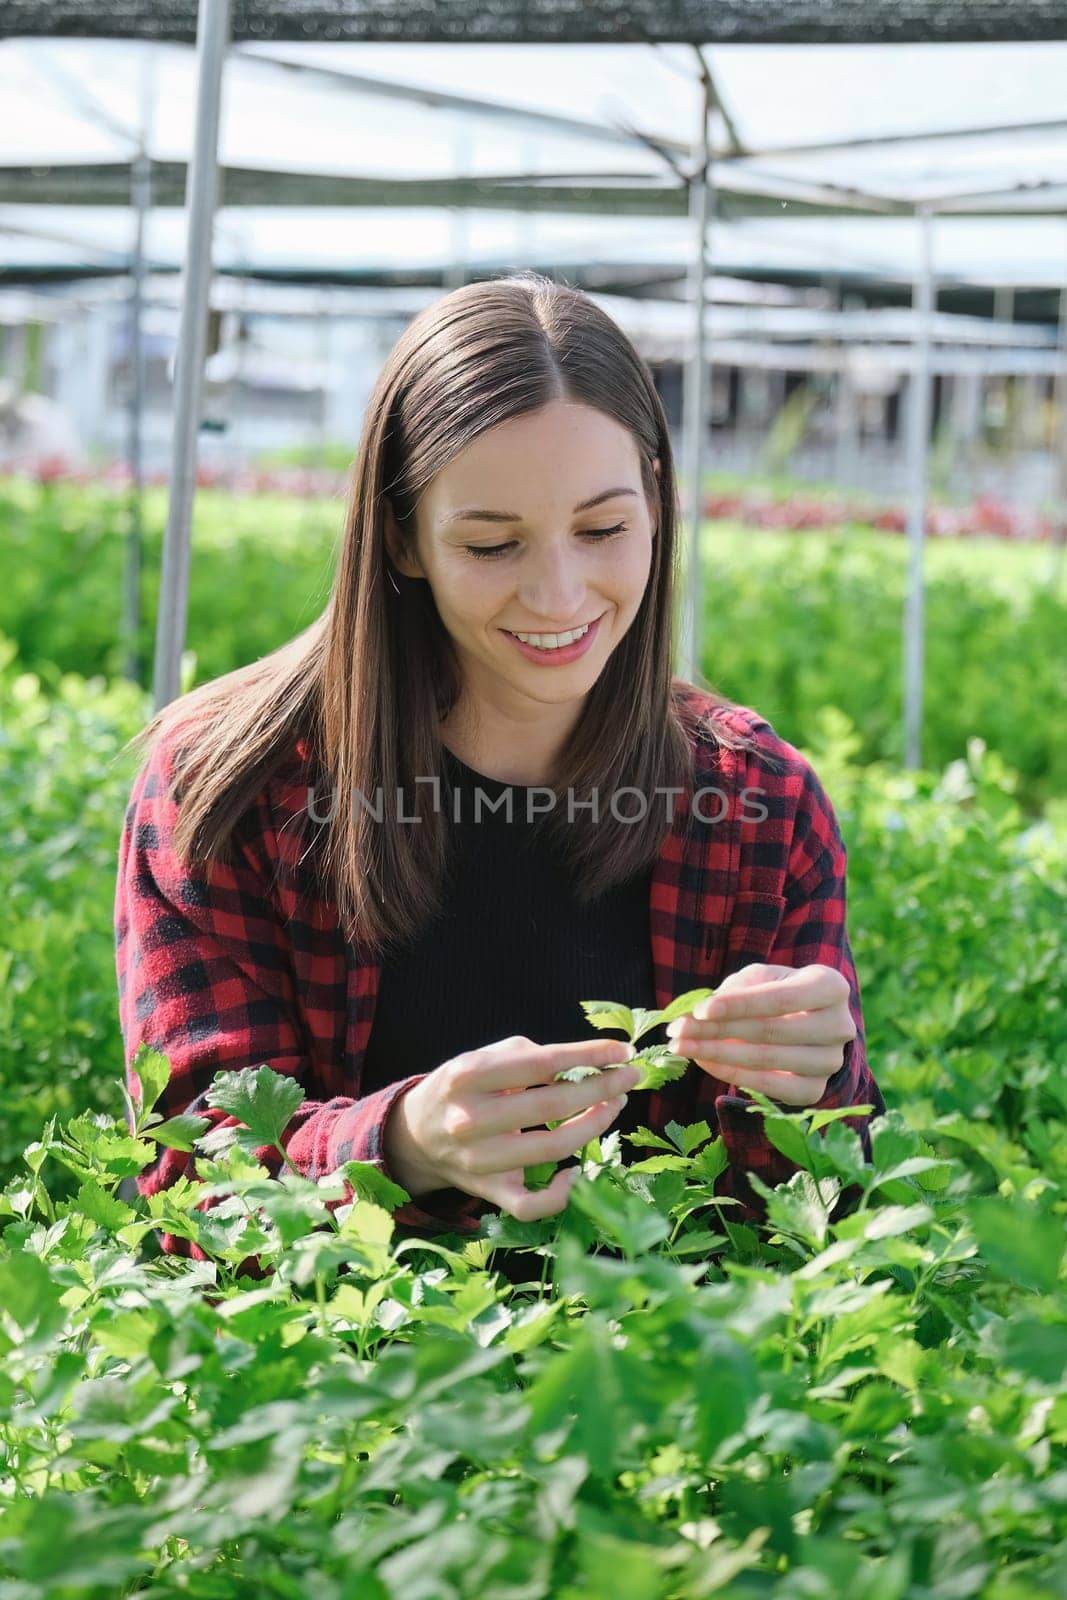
[439,700,581,789]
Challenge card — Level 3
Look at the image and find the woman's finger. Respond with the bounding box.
[690,965,851,1025]
[455,1036,635,1094]
[464,1093,628,1175]
[669,1008,854,1049]
[487,1164,580,1224]
[713,1066,831,1107]
[684,1038,849,1074]
[474,1065,643,1138]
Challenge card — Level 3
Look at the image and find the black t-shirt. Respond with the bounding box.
[361,746,658,1092]
[360,748,660,1284]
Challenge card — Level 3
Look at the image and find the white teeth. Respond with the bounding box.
[511,623,591,649]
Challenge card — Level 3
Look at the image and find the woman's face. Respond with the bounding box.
[389,399,659,724]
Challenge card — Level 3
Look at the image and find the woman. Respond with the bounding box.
[114,273,884,1269]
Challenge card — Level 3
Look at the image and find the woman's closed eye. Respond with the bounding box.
[463,522,628,561]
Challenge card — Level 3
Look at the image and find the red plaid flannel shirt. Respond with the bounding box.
[114,686,884,1258]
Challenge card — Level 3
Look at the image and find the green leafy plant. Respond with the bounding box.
[523,988,713,1191]
[3,1051,1066,1597]
[0,637,145,1184]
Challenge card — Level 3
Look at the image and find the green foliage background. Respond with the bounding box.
[1,477,1064,807]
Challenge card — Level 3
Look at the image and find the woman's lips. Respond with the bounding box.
[502,613,604,665]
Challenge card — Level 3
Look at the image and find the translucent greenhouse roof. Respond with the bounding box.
[0,40,666,183]
[5,38,1067,207]
[240,38,1067,212]
[2,37,1067,306]
[242,39,1067,173]
[7,207,1067,327]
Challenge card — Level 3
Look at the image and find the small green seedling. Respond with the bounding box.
[523,987,714,1190]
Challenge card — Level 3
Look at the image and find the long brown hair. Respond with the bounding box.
[123,272,759,955]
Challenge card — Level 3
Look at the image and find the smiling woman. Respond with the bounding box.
[113,271,884,1264]
[385,398,660,786]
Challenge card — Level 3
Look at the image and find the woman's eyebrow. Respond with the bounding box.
[443,486,638,525]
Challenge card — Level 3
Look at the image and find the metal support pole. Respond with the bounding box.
[6,322,28,392]
[903,203,936,772]
[316,287,331,460]
[992,284,1014,325]
[123,150,149,685]
[1050,231,1067,589]
[833,347,854,492]
[152,0,231,712]
[677,61,712,687]
[123,51,155,686]
[834,291,861,492]
[993,281,1018,503]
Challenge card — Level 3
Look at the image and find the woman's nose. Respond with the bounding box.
[517,550,587,622]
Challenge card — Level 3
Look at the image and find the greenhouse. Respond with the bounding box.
[1,5,1065,1596]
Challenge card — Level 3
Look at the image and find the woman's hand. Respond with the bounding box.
[665,962,857,1107]
[383,1035,643,1223]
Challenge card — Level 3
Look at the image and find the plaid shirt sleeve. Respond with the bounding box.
[709,756,885,1224]
[114,736,484,1263]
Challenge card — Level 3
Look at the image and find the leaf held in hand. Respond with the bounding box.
[524,1161,558,1192]
[628,1047,689,1093]
[555,1064,606,1084]
[579,988,715,1048]
[628,1007,662,1044]
[655,988,715,1028]
[579,1000,635,1036]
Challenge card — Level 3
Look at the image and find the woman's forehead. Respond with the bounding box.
[423,402,642,513]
